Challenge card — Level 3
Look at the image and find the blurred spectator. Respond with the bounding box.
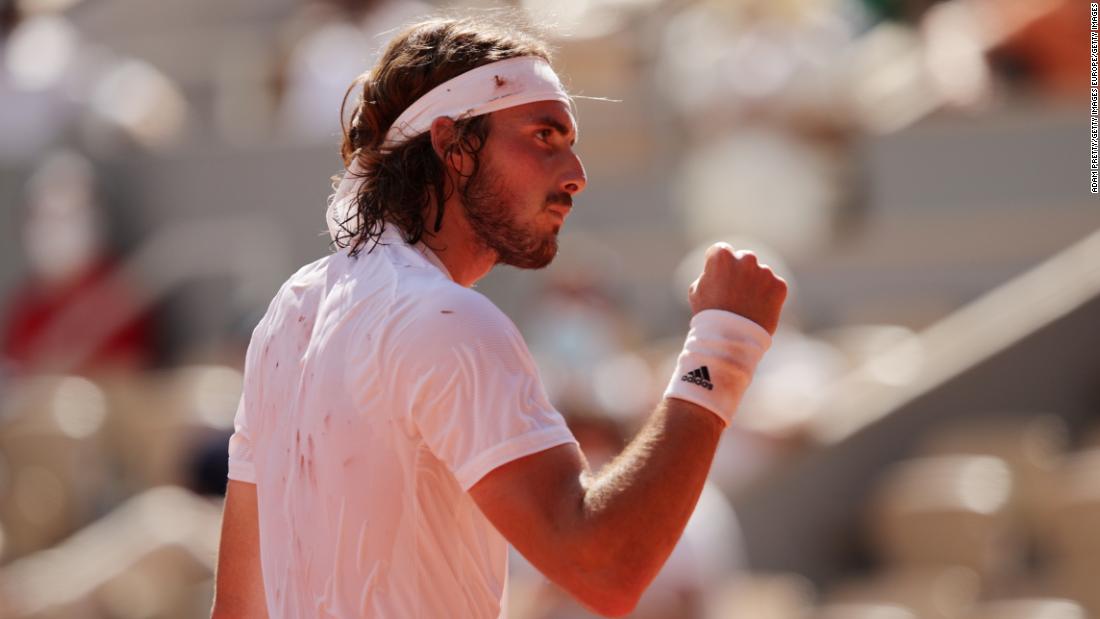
[0,0,19,39]
[524,271,650,422]
[0,10,82,164]
[1,150,153,376]
[276,0,432,142]
[988,0,1086,99]
[860,0,938,24]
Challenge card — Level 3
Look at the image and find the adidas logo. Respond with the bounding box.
[680,366,713,391]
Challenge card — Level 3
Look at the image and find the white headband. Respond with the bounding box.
[327,56,572,245]
[384,55,571,149]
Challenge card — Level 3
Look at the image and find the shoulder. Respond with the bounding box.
[260,256,330,308]
[409,280,517,342]
[251,255,332,334]
[280,255,331,298]
[390,279,527,367]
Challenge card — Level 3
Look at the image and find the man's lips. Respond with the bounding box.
[547,205,571,221]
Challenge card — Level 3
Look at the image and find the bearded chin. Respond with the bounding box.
[496,234,557,269]
[462,171,559,270]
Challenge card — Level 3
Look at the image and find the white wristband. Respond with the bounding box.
[663,309,772,427]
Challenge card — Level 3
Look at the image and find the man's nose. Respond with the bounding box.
[560,152,587,196]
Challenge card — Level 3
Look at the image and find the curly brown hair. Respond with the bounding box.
[335,15,553,257]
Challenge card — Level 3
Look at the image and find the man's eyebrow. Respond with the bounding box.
[533,115,577,145]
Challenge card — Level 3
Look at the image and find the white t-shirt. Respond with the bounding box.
[227,225,578,618]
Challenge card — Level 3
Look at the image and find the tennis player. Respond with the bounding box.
[212,15,786,619]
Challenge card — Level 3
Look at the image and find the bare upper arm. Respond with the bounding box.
[212,479,268,619]
[469,443,630,615]
[469,443,586,553]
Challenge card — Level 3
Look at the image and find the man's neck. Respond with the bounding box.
[419,199,496,288]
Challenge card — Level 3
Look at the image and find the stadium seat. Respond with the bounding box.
[961,598,1086,619]
[100,367,239,494]
[823,563,982,619]
[0,486,221,618]
[808,602,918,619]
[866,455,1021,583]
[1033,449,1100,562]
[916,415,1068,537]
[0,376,110,561]
[706,571,816,619]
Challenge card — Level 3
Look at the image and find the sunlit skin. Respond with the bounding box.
[421,99,586,286]
[213,96,787,618]
[211,102,587,619]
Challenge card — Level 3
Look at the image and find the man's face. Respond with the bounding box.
[460,100,586,269]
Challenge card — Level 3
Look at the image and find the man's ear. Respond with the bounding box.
[429,116,457,160]
[430,115,476,178]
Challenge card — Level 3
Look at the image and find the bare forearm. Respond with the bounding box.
[572,397,724,595]
[472,245,785,617]
[569,242,785,586]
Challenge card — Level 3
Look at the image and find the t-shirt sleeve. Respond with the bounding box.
[398,292,578,491]
[227,322,263,484]
[227,399,256,483]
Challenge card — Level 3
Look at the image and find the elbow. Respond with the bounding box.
[210,597,266,619]
[209,601,237,619]
[598,594,643,618]
[575,588,641,618]
[568,565,650,618]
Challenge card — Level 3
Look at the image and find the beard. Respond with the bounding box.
[460,166,568,270]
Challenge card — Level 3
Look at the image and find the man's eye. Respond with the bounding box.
[536,129,552,141]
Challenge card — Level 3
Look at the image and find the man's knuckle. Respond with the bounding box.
[706,243,729,259]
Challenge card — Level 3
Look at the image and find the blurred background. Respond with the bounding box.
[0,0,1097,617]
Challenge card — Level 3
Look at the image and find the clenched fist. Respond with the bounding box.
[688,243,788,335]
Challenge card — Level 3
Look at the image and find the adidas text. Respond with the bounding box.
[680,366,714,391]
